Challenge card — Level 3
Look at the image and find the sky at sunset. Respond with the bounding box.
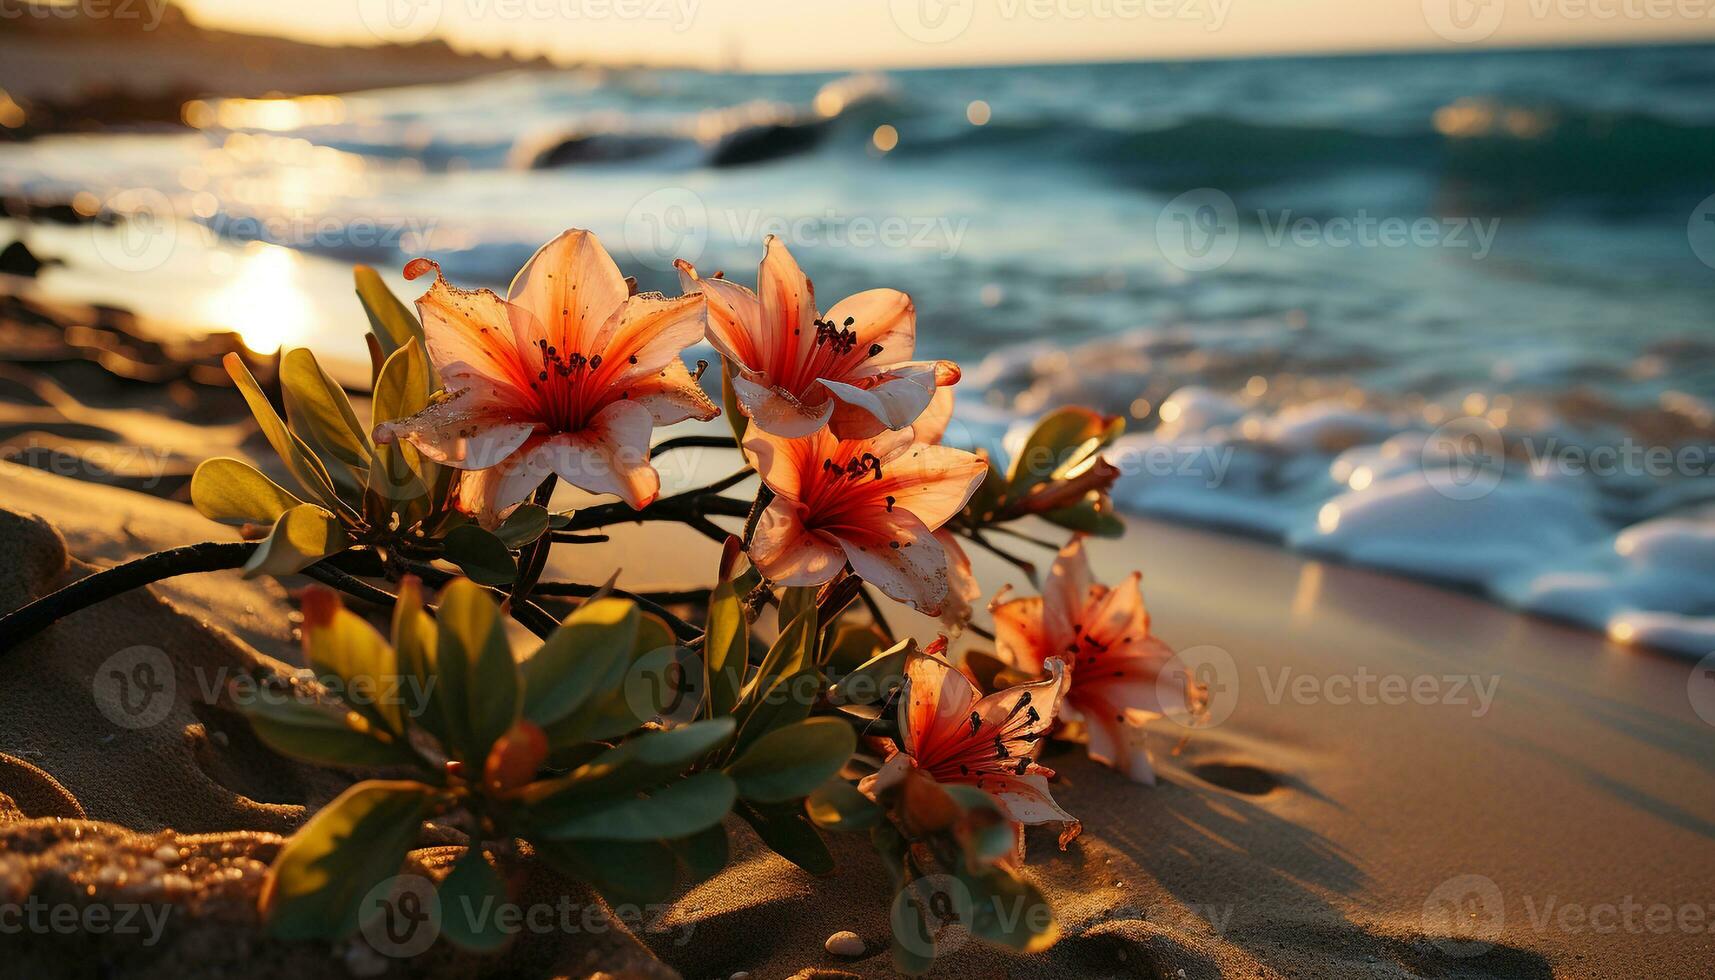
[177,0,1715,70]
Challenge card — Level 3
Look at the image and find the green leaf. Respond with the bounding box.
[720,358,747,447]
[442,524,518,586]
[521,597,639,726]
[223,353,347,514]
[524,719,735,809]
[733,664,819,759]
[702,580,747,720]
[435,579,522,764]
[548,612,689,742]
[494,504,551,549]
[262,780,432,940]
[1004,406,1122,501]
[190,457,303,527]
[280,347,373,495]
[670,822,729,886]
[391,576,445,744]
[437,847,511,952]
[828,637,914,707]
[534,839,677,906]
[303,597,404,735]
[355,264,425,362]
[1041,497,1126,538]
[806,779,880,832]
[822,622,889,675]
[960,867,1058,952]
[734,799,834,876]
[238,693,419,769]
[739,607,815,709]
[725,717,855,804]
[536,771,736,842]
[777,586,816,633]
[369,339,436,517]
[242,504,350,578]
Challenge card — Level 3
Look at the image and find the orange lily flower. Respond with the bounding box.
[743,425,987,615]
[376,230,717,521]
[991,536,1193,785]
[860,641,1080,850]
[678,236,958,439]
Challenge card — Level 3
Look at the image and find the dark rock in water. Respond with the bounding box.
[525,131,681,169]
[0,240,50,277]
[709,119,829,167]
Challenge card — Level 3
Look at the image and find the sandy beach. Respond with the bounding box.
[2,288,1712,977]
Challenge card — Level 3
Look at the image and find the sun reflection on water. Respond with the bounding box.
[198,243,315,354]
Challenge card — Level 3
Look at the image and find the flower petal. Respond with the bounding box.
[1069,694,1159,786]
[935,529,980,629]
[970,656,1065,751]
[823,363,939,440]
[758,236,816,377]
[629,359,720,426]
[973,772,1081,847]
[412,262,541,408]
[731,373,834,439]
[749,497,846,587]
[914,385,956,446]
[374,389,537,469]
[677,260,765,372]
[991,595,1053,674]
[541,398,660,509]
[901,649,981,762]
[1044,536,1097,651]
[452,435,558,527]
[591,292,707,383]
[822,287,916,372]
[869,443,990,531]
[508,229,629,361]
[835,507,950,615]
[742,425,834,503]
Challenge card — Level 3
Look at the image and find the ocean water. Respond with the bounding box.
[3,43,1715,656]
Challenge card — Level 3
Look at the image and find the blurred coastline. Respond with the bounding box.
[3,4,1715,655]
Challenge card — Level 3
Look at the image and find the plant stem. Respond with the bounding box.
[510,476,558,606]
[0,541,255,655]
[649,435,739,458]
[741,484,774,550]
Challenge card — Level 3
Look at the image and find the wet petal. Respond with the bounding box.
[591,292,706,383]
[375,388,536,470]
[629,359,720,426]
[452,435,558,527]
[975,772,1082,846]
[732,373,835,439]
[835,507,949,616]
[542,398,660,509]
[677,260,765,372]
[413,262,541,406]
[508,229,629,360]
[823,363,938,440]
[750,497,846,587]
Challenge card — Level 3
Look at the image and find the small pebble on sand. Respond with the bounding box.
[153,844,180,864]
[825,931,865,957]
